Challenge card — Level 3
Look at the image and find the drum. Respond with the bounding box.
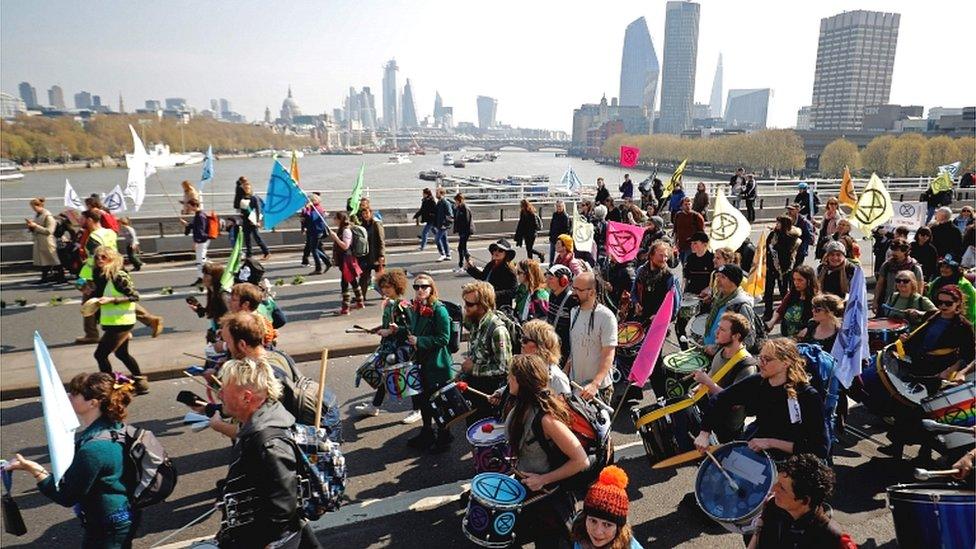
[678,295,701,322]
[382,361,423,399]
[632,398,715,467]
[292,424,347,513]
[867,317,909,353]
[430,382,474,429]
[617,322,645,352]
[462,472,526,548]
[887,483,975,549]
[189,541,220,548]
[921,382,976,450]
[663,349,710,399]
[858,349,930,417]
[467,418,513,474]
[355,352,384,390]
[688,314,708,345]
[694,442,776,534]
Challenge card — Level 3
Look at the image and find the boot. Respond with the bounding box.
[76,315,100,344]
[136,305,164,337]
[406,427,434,449]
[133,376,150,395]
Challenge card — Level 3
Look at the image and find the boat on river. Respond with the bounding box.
[126,143,204,169]
[0,159,24,181]
[388,153,411,164]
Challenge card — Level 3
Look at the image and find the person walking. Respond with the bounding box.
[301,194,331,275]
[548,200,570,264]
[911,226,939,281]
[692,182,709,219]
[515,199,545,261]
[567,272,617,404]
[117,217,143,273]
[594,177,610,205]
[356,198,385,302]
[619,174,634,201]
[179,198,209,286]
[672,196,705,264]
[459,281,513,425]
[730,167,746,209]
[465,239,518,308]
[514,259,550,322]
[238,179,270,260]
[326,211,363,314]
[434,187,454,261]
[25,197,62,284]
[179,180,201,215]
[743,173,758,223]
[763,216,802,321]
[413,188,437,251]
[453,193,475,271]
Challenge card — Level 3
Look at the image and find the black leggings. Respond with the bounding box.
[523,235,543,260]
[94,325,141,376]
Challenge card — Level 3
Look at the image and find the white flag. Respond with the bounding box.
[103,185,127,213]
[938,161,961,179]
[34,332,80,483]
[561,166,582,194]
[64,179,84,210]
[708,189,750,252]
[124,124,153,211]
[572,202,594,253]
[849,173,894,234]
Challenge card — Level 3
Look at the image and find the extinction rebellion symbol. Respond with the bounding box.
[711,213,739,241]
[899,203,916,217]
[854,189,887,225]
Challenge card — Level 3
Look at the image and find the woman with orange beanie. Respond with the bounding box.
[554,234,589,276]
[571,465,644,549]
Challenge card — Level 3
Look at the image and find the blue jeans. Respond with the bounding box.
[436,228,450,258]
[419,222,434,250]
[548,241,557,264]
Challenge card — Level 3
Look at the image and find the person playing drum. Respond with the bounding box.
[700,264,759,356]
[692,312,759,442]
[460,281,514,426]
[631,241,677,396]
[694,338,829,460]
[569,466,645,549]
[881,270,935,332]
[504,354,588,547]
[354,269,413,417]
[926,256,976,325]
[899,285,976,382]
[677,232,714,350]
[747,454,856,549]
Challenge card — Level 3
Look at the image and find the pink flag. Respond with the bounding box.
[619,146,640,168]
[605,221,644,263]
[628,287,676,386]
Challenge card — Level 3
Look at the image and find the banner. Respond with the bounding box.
[831,267,869,388]
[930,171,953,194]
[64,179,83,210]
[572,202,594,253]
[347,163,366,216]
[708,190,750,252]
[938,161,961,178]
[561,166,582,194]
[849,173,893,234]
[103,185,127,214]
[628,287,676,386]
[619,146,640,168]
[883,201,927,231]
[124,124,153,211]
[661,158,688,201]
[262,161,307,230]
[33,332,79,483]
[839,166,857,209]
[199,145,214,188]
[605,221,644,263]
[290,150,301,183]
[743,231,766,298]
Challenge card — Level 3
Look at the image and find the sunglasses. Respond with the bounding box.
[520,337,536,345]
[412,284,431,290]
[463,300,479,308]
[937,299,957,307]
[94,254,109,260]
[895,278,912,284]
[812,306,825,313]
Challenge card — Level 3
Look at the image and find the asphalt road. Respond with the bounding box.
[0,349,918,548]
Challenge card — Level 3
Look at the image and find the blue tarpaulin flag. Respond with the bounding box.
[262,160,307,230]
[33,331,80,484]
[830,266,869,388]
[561,166,582,194]
[199,145,214,188]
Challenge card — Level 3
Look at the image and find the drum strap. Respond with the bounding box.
[690,347,750,401]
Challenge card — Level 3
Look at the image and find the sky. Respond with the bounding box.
[2,0,974,132]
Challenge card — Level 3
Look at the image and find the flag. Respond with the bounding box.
[849,173,894,233]
[938,161,961,178]
[262,161,307,230]
[743,231,766,298]
[839,166,857,209]
[661,158,688,201]
[708,190,750,252]
[572,202,594,253]
[831,267,869,388]
[561,166,582,194]
[124,124,153,211]
[628,288,676,386]
[102,185,127,214]
[347,163,366,216]
[619,146,640,168]
[930,171,953,194]
[33,332,79,484]
[290,150,301,183]
[199,145,214,188]
[64,179,83,210]
[605,221,644,263]
[220,234,243,292]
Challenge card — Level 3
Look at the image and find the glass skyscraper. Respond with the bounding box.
[658,1,700,135]
[619,17,659,117]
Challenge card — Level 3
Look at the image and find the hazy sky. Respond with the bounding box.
[2,0,973,131]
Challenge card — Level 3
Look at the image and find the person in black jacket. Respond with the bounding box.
[619,174,634,201]
[434,187,454,261]
[548,200,569,264]
[729,167,746,209]
[922,187,953,223]
[453,193,475,270]
[465,239,518,307]
[594,177,610,205]
[763,216,802,321]
[180,198,210,286]
[514,199,545,261]
[930,207,963,259]
[742,173,758,222]
[413,188,437,251]
[238,180,270,260]
[215,358,321,549]
[910,226,939,281]
[793,182,820,220]
[232,176,247,210]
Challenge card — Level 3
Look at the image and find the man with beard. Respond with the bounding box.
[465,239,518,308]
[459,281,513,424]
[631,240,677,397]
[700,264,759,355]
[692,312,758,442]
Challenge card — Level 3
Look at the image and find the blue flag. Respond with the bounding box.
[831,267,869,388]
[199,145,214,188]
[263,160,307,230]
[33,331,80,483]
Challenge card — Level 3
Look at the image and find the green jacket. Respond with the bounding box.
[409,300,453,391]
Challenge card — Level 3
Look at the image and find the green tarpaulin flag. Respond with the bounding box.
[930,171,953,194]
[347,163,366,216]
[220,234,243,291]
[661,158,688,201]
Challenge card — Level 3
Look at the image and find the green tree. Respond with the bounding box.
[861,135,896,176]
[886,134,929,177]
[1,132,33,162]
[818,139,860,177]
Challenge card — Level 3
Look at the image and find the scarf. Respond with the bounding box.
[818,262,850,295]
[705,288,739,337]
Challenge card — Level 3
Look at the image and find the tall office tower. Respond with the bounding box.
[658,0,700,134]
[477,96,497,129]
[219,98,231,116]
[709,53,723,118]
[346,87,361,128]
[118,93,125,114]
[74,91,92,109]
[810,10,900,130]
[619,16,660,117]
[360,87,377,130]
[18,82,38,108]
[401,79,418,128]
[434,91,444,123]
[724,89,771,129]
[382,59,399,132]
[210,99,219,112]
[48,85,66,110]
[92,95,102,107]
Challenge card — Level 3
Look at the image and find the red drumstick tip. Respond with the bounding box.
[456,381,469,391]
[482,423,494,433]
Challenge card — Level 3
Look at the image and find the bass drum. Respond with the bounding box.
[887,483,975,549]
[694,442,776,534]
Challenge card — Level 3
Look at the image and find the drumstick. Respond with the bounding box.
[455,381,492,400]
[689,433,740,493]
[512,468,554,497]
[914,468,960,481]
[182,370,221,389]
[345,328,371,333]
[182,352,210,361]
[569,381,613,413]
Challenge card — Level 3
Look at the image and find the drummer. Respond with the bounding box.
[694,338,829,460]
[677,232,714,349]
[354,268,412,418]
[926,256,976,324]
[900,284,976,381]
[567,272,618,404]
[692,312,758,442]
[701,264,759,356]
[880,270,935,331]
[460,281,513,426]
[631,240,678,396]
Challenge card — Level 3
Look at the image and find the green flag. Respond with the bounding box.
[930,171,953,194]
[220,234,243,291]
[347,163,366,216]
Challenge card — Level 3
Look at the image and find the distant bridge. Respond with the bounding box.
[392,134,570,152]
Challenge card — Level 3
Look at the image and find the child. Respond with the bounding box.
[354,269,413,416]
[571,466,643,549]
[118,217,142,271]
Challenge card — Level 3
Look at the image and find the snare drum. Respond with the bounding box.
[694,442,776,534]
[867,317,909,353]
[355,352,384,390]
[887,483,975,549]
[467,418,513,474]
[430,382,474,428]
[688,314,709,345]
[663,349,710,399]
[632,398,715,467]
[617,322,645,350]
[462,472,526,548]
[678,294,701,322]
[921,382,976,450]
[292,424,347,514]
[859,349,931,417]
[382,361,424,399]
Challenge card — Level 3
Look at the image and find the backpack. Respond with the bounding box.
[440,301,463,353]
[92,425,177,509]
[236,258,266,285]
[728,301,766,354]
[206,211,220,240]
[494,306,523,355]
[531,393,613,493]
[350,224,369,257]
[252,425,346,518]
[797,343,841,451]
[267,350,343,442]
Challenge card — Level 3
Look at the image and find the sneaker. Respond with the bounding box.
[401,410,423,424]
[308,269,323,276]
[436,255,448,262]
[262,253,272,261]
[133,376,150,396]
[354,403,380,417]
[355,300,365,310]
[336,307,350,316]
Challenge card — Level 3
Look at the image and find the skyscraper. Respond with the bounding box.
[401,79,418,128]
[18,82,38,108]
[165,97,187,110]
[219,98,231,116]
[74,91,93,109]
[724,89,770,129]
[118,93,125,114]
[48,85,65,110]
[382,59,399,132]
[709,53,723,118]
[477,96,497,129]
[810,10,900,130]
[210,99,220,114]
[658,0,700,134]
[619,17,659,116]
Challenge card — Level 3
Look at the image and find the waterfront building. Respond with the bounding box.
[74,91,93,109]
[933,107,975,135]
[658,0,700,134]
[810,10,900,130]
[477,96,497,129]
[382,59,399,133]
[165,97,187,110]
[862,104,923,131]
[796,106,812,130]
[47,85,65,110]
[279,86,302,124]
[219,98,231,118]
[572,95,650,153]
[619,16,659,118]
[210,99,219,116]
[1,92,27,119]
[118,93,125,114]
[264,106,272,124]
[401,79,418,129]
[724,88,770,129]
[709,53,723,118]
[18,82,38,109]
[145,100,162,111]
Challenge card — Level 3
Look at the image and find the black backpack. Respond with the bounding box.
[495,306,523,355]
[267,350,343,442]
[236,258,265,285]
[93,425,177,509]
[530,393,613,493]
[440,301,463,353]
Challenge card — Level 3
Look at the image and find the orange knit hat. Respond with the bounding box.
[557,234,575,254]
[583,466,630,526]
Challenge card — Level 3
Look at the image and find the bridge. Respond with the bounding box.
[390,133,570,152]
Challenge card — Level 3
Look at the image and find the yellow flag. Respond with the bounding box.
[709,190,750,252]
[743,231,766,298]
[839,166,857,209]
[849,173,894,233]
[572,202,594,252]
[290,150,301,183]
[930,171,952,194]
[661,158,688,200]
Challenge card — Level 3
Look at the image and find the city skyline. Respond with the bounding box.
[2,0,974,131]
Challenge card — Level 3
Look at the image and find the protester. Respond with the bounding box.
[787,204,815,268]
[619,174,634,201]
[767,265,819,337]
[926,257,976,324]
[187,263,229,339]
[459,281,513,425]
[434,187,454,262]
[356,198,386,302]
[549,200,570,264]
[513,199,545,261]
[414,188,437,251]
[546,264,579,365]
[701,264,759,354]
[667,183,686,219]
[871,226,893,277]
[673,196,704,264]
[816,241,858,300]
[678,231,714,347]
[26,197,62,284]
[881,271,935,330]
[630,241,677,396]
[730,168,746,208]
[763,216,802,321]
[692,312,758,442]
[701,246,736,307]
[5,373,140,548]
[355,269,411,417]
[828,218,858,262]
[742,173,758,222]
[237,179,270,260]
[117,216,142,273]
[793,182,820,219]
[910,226,939,281]
[737,236,757,274]
[465,239,518,307]
[301,193,331,275]
[816,198,844,259]
[874,238,925,315]
[901,285,976,380]
[592,205,609,265]
[798,294,844,350]
[519,319,571,395]
[553,234,589,276]
[326,211,363,314]
[963,224,976,268]
[514,259,550,322]
[85,195,120,233]
[954,205,974,233]
[594,177,610,205]
[452,193,474,271]
[566,272,617,403]
[570,466,644,549]
[922,186,953,224]
[179,198,210,286]
[178,180,201,215]
[692,182,709,219]
[930,207,963,259]
[405,273,454,452]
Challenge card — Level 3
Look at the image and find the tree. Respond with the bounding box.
[886,134,929,177]
[923,135,961,174]
[955,136,975,172]
[818,138,860,177]
[1,132,33,162]
[861,135,896,176]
